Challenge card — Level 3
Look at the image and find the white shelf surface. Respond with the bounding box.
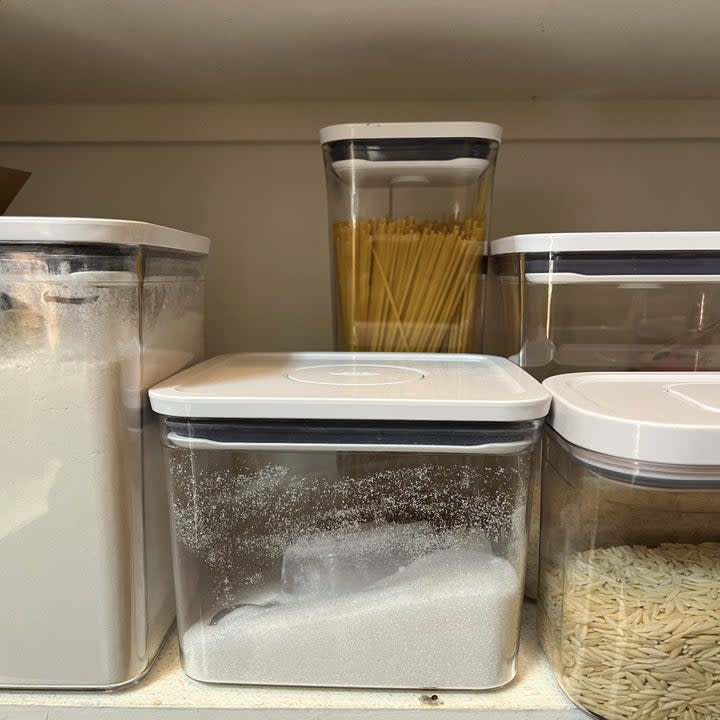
[0,605,584,719]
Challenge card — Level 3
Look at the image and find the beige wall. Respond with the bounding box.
[3,104,720,356]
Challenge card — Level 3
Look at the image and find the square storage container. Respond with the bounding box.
[487,231,720,598]
[149,352,550,689]
[0,217,208,689]
[538,373,720,720]
[322,122,501,354]
[487,232,720,378]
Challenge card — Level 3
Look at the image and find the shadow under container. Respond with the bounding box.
[321,122,502,354]
[0,218,208,689]
[538,372,720,720]
[149,352,550,689]
[487,231,720,598]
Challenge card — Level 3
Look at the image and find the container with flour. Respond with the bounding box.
[0,217,209,689]
[149,353,550,689]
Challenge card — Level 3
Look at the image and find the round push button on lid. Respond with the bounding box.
[287,364,425,386]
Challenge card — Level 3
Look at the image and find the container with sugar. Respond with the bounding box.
[149,352,549,689]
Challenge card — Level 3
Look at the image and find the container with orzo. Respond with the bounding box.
[539,373,720,720]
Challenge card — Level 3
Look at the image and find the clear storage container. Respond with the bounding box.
[488,232,720,378]
[0,217,208,689]
[321,122,501,354]
[149,352,550,689]
[487,231,720,598]
[538,373,720,720]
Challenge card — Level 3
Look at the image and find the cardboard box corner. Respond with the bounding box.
[0,165,32,214]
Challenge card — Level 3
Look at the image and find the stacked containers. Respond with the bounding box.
[149,352,550,689]
[538,373,720,720]
[487,231,720,595]
[0,218,208,688]
[321,122,501,354]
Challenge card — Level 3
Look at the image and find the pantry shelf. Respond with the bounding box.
[0,605,585,719]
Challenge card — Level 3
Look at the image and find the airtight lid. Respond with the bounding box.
[320,122,502,145]
[491,231,720,255]
[149,353,550,422]
[0,217,210,254]
[321,123,501,187]
[544,372,720,466]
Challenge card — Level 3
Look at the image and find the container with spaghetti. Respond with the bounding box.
[321,122,502,353]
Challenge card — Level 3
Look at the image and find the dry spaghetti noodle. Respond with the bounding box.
[333,217,486,352]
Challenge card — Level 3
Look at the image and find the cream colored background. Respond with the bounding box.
[3,102,720,357]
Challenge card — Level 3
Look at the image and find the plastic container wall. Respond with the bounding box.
[323,125,500,354]
[160,419,541,689]
[0,243,205,689]
[490,252,720,380]
[140,252,206,662]
[537,430,720,720]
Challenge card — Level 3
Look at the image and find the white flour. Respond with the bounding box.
[182,545,522,689]
[0,273,202,687]
[0,356,138,686]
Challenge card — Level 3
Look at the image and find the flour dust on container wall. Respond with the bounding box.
[0,218,208,689]
[149,352,551,689]
[322,123,501,354]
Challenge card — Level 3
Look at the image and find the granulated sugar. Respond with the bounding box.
[167,437,532,687]
[182,543,522,689]
[281,522,491,595]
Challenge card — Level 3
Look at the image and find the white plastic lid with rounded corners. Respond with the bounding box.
[149,352,551,422]
[544,372,720,465]
[0,217,210,254]
[491,231,720,255]
[320,122,503,145]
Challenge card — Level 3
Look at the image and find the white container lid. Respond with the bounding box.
[149,353,550,422]
[491,231,720,255]
[0,217,210,254]
[320,122,503,145]
[544,372,720,465]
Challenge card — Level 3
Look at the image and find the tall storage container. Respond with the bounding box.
[321,122,501,354]
[488,231,720,597]
[538,373,720,720]
[149,352,550,689]
[0,218,209,689]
